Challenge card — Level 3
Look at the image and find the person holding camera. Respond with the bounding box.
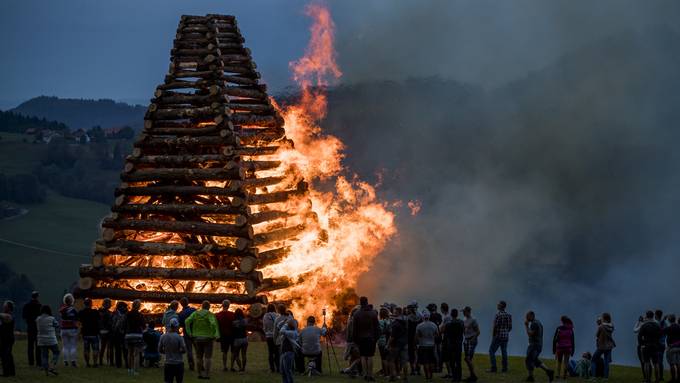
[299,315,327,374]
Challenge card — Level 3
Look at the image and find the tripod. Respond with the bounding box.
[322,310,341,374]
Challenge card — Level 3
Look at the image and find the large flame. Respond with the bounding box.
[262,3,396,315]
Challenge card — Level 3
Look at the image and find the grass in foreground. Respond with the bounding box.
[4,339,642,383]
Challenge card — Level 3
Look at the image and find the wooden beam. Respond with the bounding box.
[101,218,254,239]
[74,287,267,305]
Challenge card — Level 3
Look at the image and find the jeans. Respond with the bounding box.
[281,351,296,383]
[27,329,39,366]
[451,346,462,381]
[489,337,508,371]
[183,333,194,369]
[303,352,323,373]
[591,349,612,378]
[61,328,79,363]
[0,341,15,376]
[164,363,184,383]
[267,337,280,372]
[40,344,60,369]
[194,339,213,377]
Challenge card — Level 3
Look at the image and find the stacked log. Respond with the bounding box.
[75,14,310,311]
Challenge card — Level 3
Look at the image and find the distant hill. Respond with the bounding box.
[11,96,147,130]
[0,110,69,134]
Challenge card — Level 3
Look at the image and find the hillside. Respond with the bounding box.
[11,96,147,130]
[0,109,69,134]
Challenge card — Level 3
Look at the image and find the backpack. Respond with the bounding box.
[111,311,126,335]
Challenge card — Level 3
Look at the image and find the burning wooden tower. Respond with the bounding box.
[75,14,312,313]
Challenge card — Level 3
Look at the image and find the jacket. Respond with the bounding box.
[552,324,575,354]
[185,309,219,339]
[36,314,59,346]
[352,306,380,341]
[262,312,279,338]
[162,308,179,328]
[596,323,616,350]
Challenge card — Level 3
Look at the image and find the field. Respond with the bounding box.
[0,189,108,308]
[4,339,643,383]
[0,133,47,175]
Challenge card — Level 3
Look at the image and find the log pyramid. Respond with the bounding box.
[74,14,311,311]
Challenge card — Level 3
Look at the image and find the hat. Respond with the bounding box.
[169,318,180,328]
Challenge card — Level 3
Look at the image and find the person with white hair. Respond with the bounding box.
[59,293,79,367]
[159,318,186,383]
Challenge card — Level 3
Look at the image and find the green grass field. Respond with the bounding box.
[0,133,47,175]
[3,339,642,383]
[0,189,109,308]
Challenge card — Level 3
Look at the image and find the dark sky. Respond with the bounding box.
[1,0,679,109]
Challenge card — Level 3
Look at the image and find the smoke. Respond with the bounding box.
[312,1,680,364]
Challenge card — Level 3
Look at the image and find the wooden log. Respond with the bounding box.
[258,247,291,266]
[144,125,221,136]
[238,127,286,144]
[248,210,294,225]
[94,239,255,257]
[259,277,294,293]
[235,146,280,157]
[233,116,283,129]
[133,135,239,149]
[113,204,248,220]
[156,79,216,91]
[241,160,280,172]
[152,93,222,106]
[247,184,308,205]
[80,265,262,282]
[224,86,267,100]
[126,154,237,166]
[74,287,267,305]
[229,102,274,113]
[92,254,104,267]
[101,218,253,239]
[253,224,306,246]
[221,65,258,76]
[248,303,264,318]
[115,185,246,198]
[121,167,245,182]
[79,277,94,290]
[222,75,258,86]
[146,105,229,120]
[239,256,258,273]
[243,176,286,188]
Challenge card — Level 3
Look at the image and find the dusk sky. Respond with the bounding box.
[1,0,679,109]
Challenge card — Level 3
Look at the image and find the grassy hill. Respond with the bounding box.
[0,189,108,310]
[11,96,146,130]
[6,340,642,383]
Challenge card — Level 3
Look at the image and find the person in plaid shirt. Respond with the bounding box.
[488,300,512,373]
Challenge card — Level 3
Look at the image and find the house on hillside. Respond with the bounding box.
[72,129,91,144]
[36,129,63,144]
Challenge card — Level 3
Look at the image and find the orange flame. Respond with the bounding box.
[265,3,396,316]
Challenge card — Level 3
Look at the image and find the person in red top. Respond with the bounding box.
[552,316,575,379]
[215,299,235,371]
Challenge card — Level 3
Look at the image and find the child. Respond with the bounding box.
[159,318,186,383]
[575,352,592,378]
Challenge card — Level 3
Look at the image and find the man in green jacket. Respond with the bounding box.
[185,301,220,380]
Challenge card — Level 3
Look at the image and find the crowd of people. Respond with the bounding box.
[0,291,678,383]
